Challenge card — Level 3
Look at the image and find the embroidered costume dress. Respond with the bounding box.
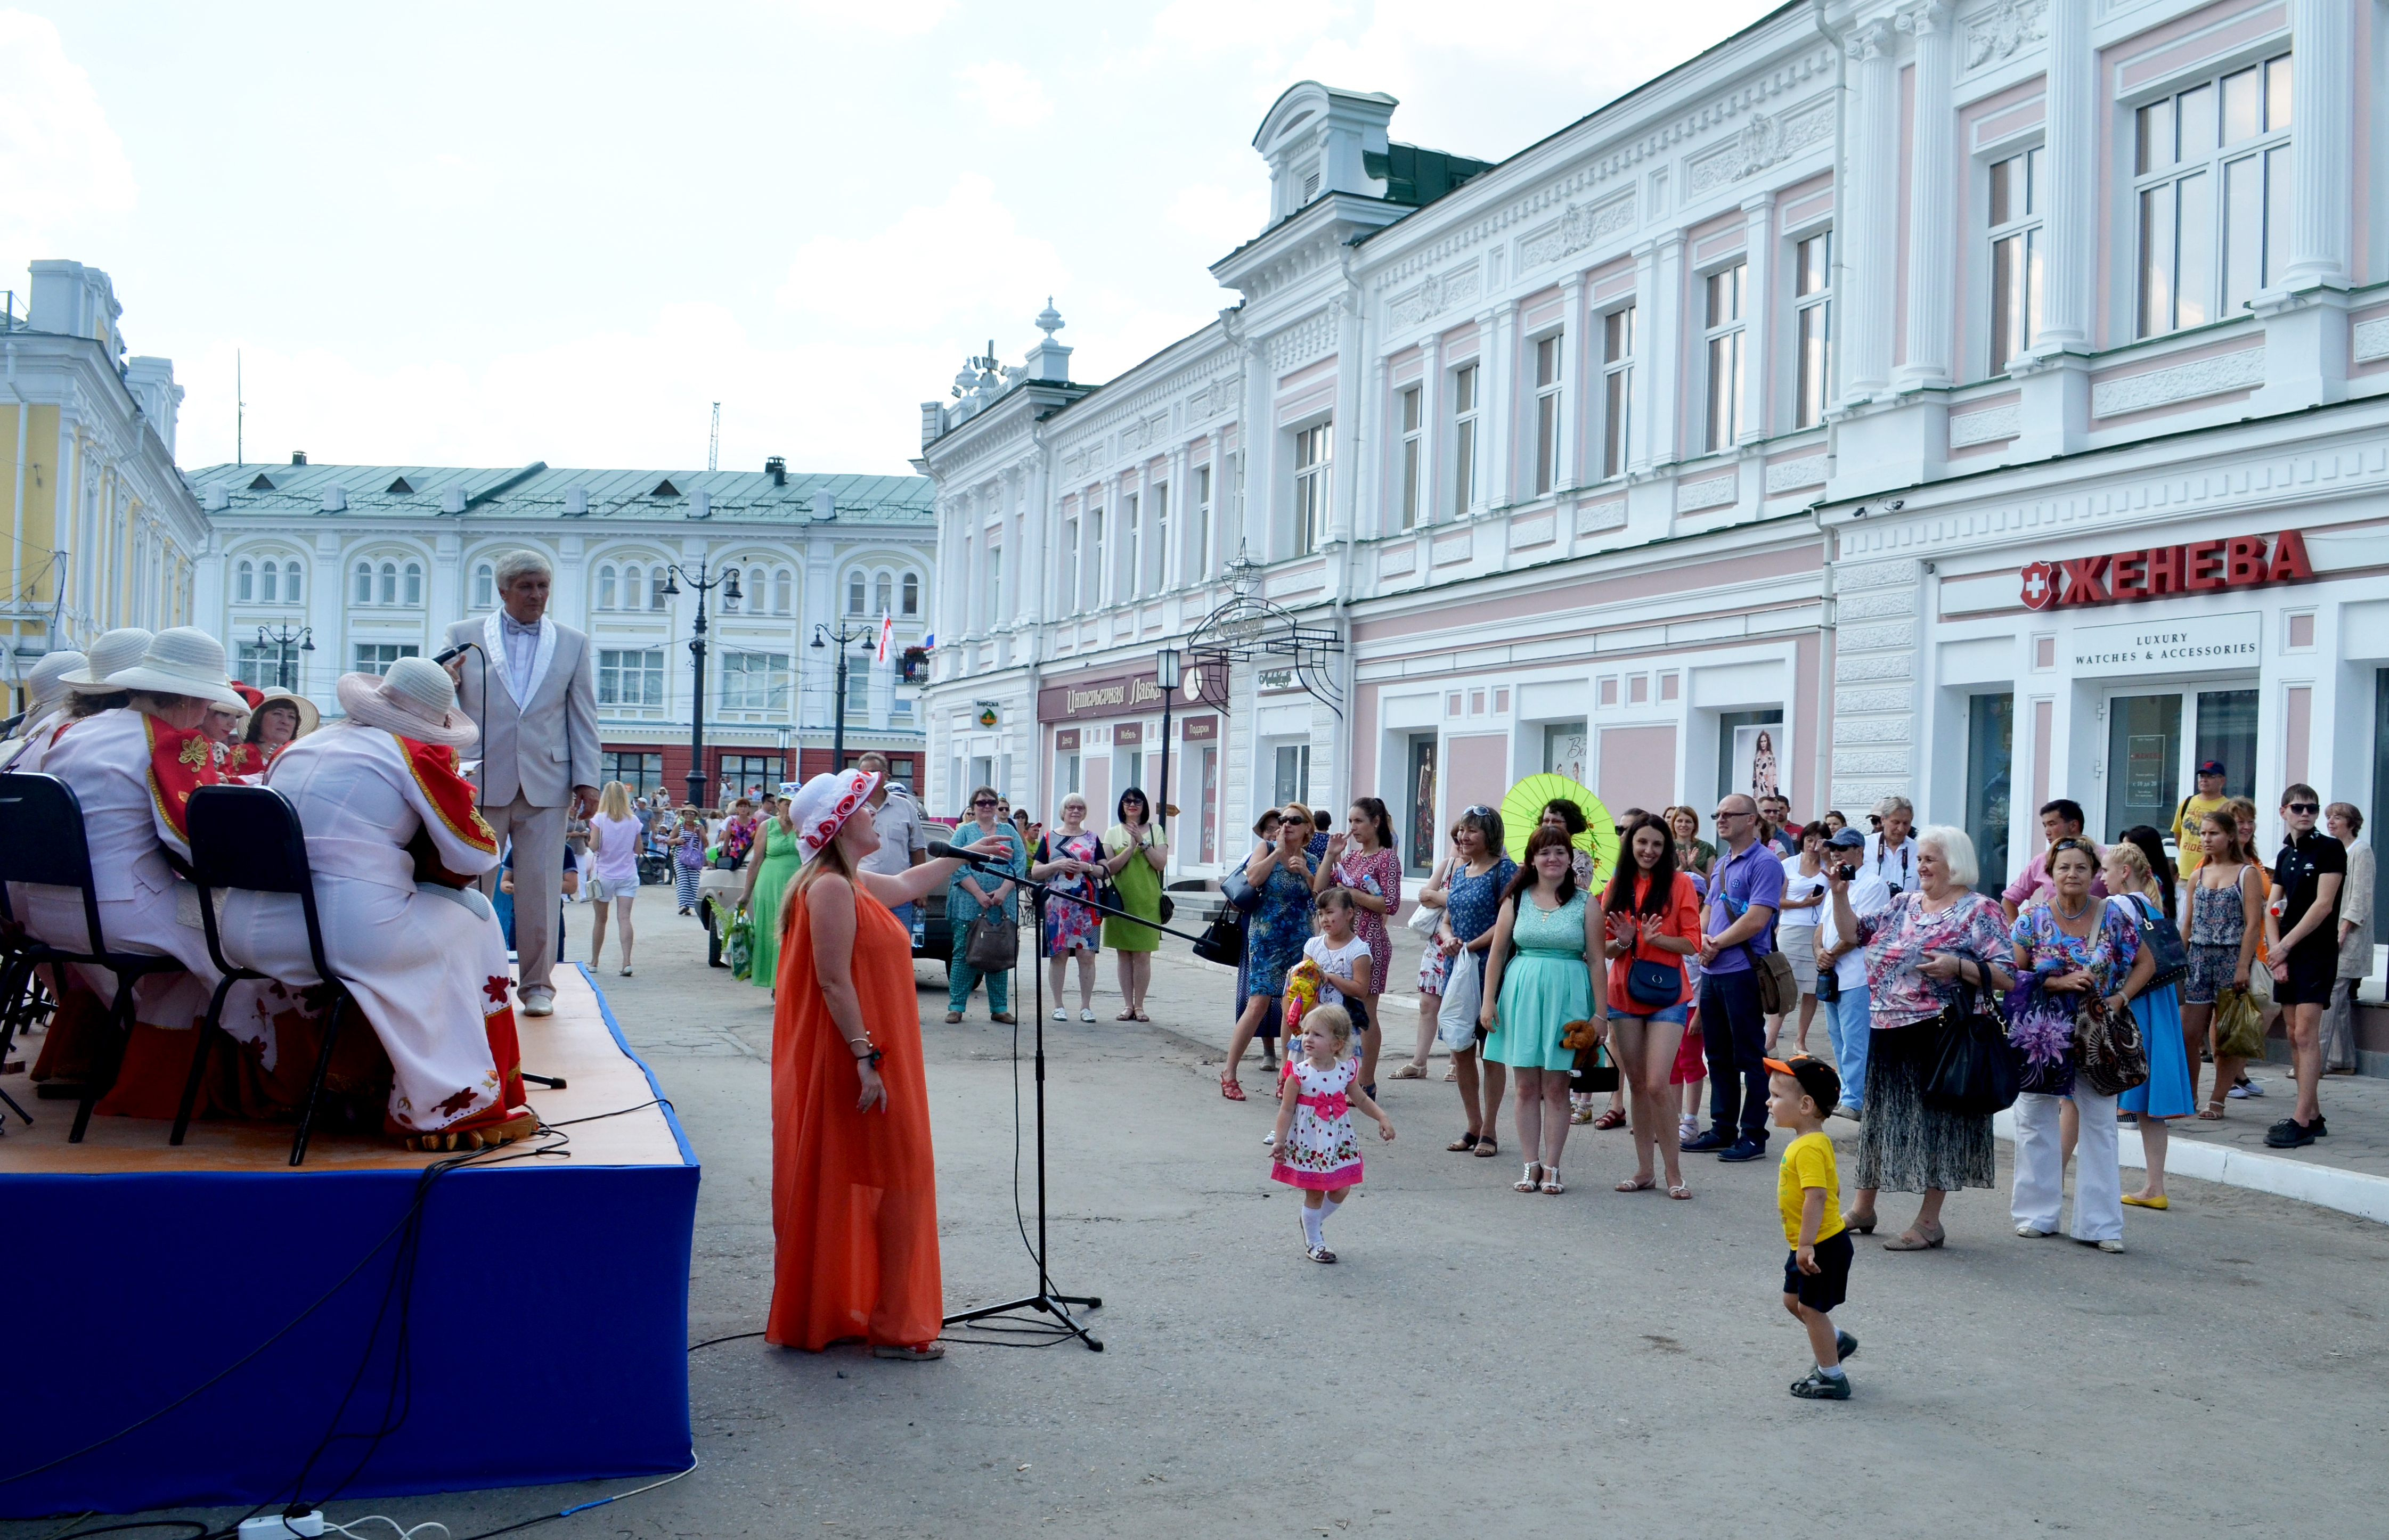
[1271,1055,1365,1191]
[215,723,527,1136]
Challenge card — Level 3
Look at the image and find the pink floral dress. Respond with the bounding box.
[1331,845,1401,989]
[1272,1055,1365,1191]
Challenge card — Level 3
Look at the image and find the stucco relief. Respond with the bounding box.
[1575,499,1627,536]
[1674,472,1738,513]
[1387,266,1483,330]
[1267,310,1338,371]
[2352,316,2389,363]
[1948,403,2021,446]
[1763,455,1827,493]
[1684,96,1833,197]
[2090,347,2265,417]
[1964,0,2048,70]
[1518,194,1635,271]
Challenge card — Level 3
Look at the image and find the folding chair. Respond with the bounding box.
[177,783,360,1166]
[0,773,190,1142]
[0,927,50,1127]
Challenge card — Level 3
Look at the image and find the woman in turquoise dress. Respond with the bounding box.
[945,784,1027,1023]
[740,801,803,994]
[1479,825,1607,1195]
[2107,836,2194,1209]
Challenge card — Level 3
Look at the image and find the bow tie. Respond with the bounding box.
[501,616,540,636]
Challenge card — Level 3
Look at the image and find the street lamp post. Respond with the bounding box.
[812,621,876,771]
[1155,648,1180,867]
[661,561,740,810]
[255,623,313,691]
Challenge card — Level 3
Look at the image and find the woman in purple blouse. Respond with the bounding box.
[1826,826,2015,1253]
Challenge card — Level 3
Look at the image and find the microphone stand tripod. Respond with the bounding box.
[941,851,1217,1354]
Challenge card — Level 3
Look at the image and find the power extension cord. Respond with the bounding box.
[239,1513,326,1539]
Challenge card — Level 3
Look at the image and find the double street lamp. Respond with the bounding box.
[812,621,876,769]
[659,561,740,810]
[1155,648,1180,850]
[255,623,313,690]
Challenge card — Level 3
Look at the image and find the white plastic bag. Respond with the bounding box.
[1436,947,1482,1051]
[1406,899,1443,937]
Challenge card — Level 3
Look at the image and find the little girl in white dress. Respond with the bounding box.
[1268,1005,1396,1263]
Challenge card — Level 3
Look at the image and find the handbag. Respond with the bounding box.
[1435,946,1482,1052]
[1626,956,1682,1010]
[1569,1037,1620,1095]
[1406,898,1442,937]
[2120,894,2188,989]
[965,908,1018,973]
[2212,984,2268,1059]
[1221,867,1261,914]
[1746,943,1797,1017]
[1192,910,1245,966]
[2072,992,2148,1097]
[1922,980,2021,1114]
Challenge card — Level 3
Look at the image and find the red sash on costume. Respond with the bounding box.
[143,715,223,842]
[402,736,499,856]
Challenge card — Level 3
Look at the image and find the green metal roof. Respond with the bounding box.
[185,461,935,524]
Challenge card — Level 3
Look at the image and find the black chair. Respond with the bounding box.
[0,772,191,1142]
[177,783,360,1166]
[0,957,52,1126]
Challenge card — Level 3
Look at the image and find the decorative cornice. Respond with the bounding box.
[1387,264,1484,329]
[1964,0,2048,71]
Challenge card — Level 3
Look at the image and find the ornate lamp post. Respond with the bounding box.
[1155,648,1180,859]
[661,561,740,809]
[812,620,876,769]
[255,622,313,690]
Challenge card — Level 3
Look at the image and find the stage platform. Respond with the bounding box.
[0,963,698,1517]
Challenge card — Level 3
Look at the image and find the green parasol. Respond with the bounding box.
[1500,774,1619,886]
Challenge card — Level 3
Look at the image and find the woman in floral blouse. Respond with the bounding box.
[1827,826,2014,1253]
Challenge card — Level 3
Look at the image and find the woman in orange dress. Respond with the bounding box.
[767,768,1013,1359]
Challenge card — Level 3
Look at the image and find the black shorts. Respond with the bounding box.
[1783,1230,1854,1313]
[2277,949,2338,1007]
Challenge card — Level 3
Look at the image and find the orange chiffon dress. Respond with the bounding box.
[767,879,943,1350]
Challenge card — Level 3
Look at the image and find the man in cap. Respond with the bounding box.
[2173,760,2231,880]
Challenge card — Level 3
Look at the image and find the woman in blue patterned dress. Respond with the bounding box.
[1032,793,1105,1022]
[1437,805,1518,1158]
[1220,804,1317,1102]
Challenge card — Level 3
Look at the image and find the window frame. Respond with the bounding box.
[596,647,666,708]
[2131,51,2293,340]
[1397,383,1424,529]
[1700,260,1748,454]
[1599,304,1635,480]
[1449,361,1480,517]
[235,559,254,603]
[1791,229,1833,429]
[901,571,920,616]
[1289,420,1331,556]
[1986,142,2045,372]
[472,562,494,612]
[1194,465,1213,576]
[1530,331,1564,497]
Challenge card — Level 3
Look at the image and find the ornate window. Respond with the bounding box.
[875,571,893,615]
[847,571,866,614]
[774,567,793,614]
[236,560,254,603]
[1702,261,1747,452]
[901,572,920,616]
[1291,422,1330,555]
[472,562,493,611]
[1793,233,1832,428]
[378,561,397,605]
[1601,307,1635,478]
[597,564,617,610]
[354,561,372,604]
[1532,332,1563,495]
[1988,146,2045,368]
[403,562,422,607]
[2135,53,2292,338]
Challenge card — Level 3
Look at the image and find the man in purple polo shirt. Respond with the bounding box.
[1686,792,1786,1162]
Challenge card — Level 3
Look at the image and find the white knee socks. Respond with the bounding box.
[1301,1203,1326,1250]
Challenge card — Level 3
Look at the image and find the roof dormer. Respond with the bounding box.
[1252,82,1397,231]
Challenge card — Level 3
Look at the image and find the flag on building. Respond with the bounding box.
[876,611,894,663]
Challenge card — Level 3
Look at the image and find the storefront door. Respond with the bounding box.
[1406,735,1437,876]
[2102,686,2257,844]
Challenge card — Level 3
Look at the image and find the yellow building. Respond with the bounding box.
[1,260,205,712]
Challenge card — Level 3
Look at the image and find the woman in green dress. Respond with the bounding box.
[1479,824,1608,1195]
[741,796,804,994]
[1100,786,1168,1021]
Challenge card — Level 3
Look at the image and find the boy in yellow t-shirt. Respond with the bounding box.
[1769,1054,1857,1400]
[2173,761,2231,878]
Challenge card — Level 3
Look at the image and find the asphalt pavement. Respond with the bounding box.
[22,885,2389,1539]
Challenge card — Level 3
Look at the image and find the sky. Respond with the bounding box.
[2,1,1784,478]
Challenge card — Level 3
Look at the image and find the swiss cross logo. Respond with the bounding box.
[2019,561,2057,611]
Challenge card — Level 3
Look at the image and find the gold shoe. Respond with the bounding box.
[2121,1193,2169,1210]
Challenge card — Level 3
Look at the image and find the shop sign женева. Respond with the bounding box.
[2019,529,2314,611]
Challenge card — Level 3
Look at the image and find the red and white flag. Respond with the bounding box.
[876,611,894,663]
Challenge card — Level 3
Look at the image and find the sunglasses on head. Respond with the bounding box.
[2287,801,2320,815]
[1463,805,1493,818]
[2052,837,2097,854]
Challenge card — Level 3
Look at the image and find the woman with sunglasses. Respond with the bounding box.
[1101,787,1168,1022]
[944,786,1025,1025]
[1221,804,1317,1100]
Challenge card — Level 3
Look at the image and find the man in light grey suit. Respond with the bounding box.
[443,549,600,1016]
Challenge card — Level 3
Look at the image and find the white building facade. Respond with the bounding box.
[1,260,204,702]
[920,0,2389,915]
[190,460,936,799]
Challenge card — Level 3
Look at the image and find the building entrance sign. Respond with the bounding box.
[2070,611,2260,679]
[2020,529,2313,610]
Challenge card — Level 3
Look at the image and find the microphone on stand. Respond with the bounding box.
[431,641,480,666]
[927,839,1000,867]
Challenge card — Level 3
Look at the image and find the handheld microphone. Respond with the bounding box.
[431,641,480,666]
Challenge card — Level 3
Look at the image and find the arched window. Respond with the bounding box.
[598,564,617,610]
[650,569,668,610]
[622,564,641,611]
[875,572,892,615]
[261,562,279,603]
[847,572,866,614]
[774,568,793,614]
[284,561,304,605]
[901,572,920,616]
[378,562,397,605]
[354,561,372,604]
[236,560,254,603]
[403,562,422,607]
[472,563,493,611]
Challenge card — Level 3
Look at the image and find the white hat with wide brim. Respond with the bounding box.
[104,628,248,711]
[22,649,86,708]
[249,686,321,739]
[61,629,153,693]
[334,658,478,749]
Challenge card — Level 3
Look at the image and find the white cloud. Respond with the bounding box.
[386,153,498,211]
[1164,183,1266,245]
[0,9,136,273]
[953,60,1054,127]
[774,174,1069,342]
[785,0,955,38]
